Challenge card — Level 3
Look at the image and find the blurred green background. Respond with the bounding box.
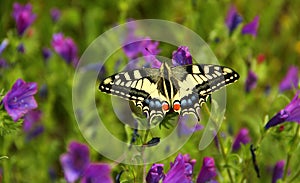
[1,0,300,182]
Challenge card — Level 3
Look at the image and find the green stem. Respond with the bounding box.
[143,129,150,143]
[1,135,11,183]
[203,104,234,183]
[283,125,300,181]
[140,129,150,183]
[288,167,300,183]
[217,131,234,183]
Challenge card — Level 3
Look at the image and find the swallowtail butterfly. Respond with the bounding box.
[99,62,239,124]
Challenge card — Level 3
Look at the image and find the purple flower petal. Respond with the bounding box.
[245,70,258,92]
[146,164,165,183]
[50,8,61,22]
[163,154,194,183]
[232,128,251,151]
[0,58,8,68]
[60,141,90,183]
[279,66,299,92]
[23,110,44,140]
[2,79,38,121]
[265,92,300,129]
[42,47,52,61]
[172,46,192,66]
[123,39,144,59]
[197,157,218,183]
[225,5,243,34]
[81,163,113,183]
[122,21,160,68]
[0,39,9,55]
[17,43,25,53]
[12,3,36,36]
[23,110,42,132]
[51,33,78,67]
[242,16,259,37]
[177,116,203,137]
[272,160,285,183]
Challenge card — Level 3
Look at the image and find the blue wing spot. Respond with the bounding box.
[181,99,187,107]
[187,99,192,105]
[149,101,155,108]
[155,101,161,108]
[191,95,196,101]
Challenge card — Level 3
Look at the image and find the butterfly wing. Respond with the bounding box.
[171,64,240,120]
[99,68,168,123]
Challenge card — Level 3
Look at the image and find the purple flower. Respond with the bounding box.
[172,46,192,66]
[51,33,78,67]
[17,43,25,53]
[197,157,218,183]
[39,84,48,99]
[140,39,160,57]
[23,110,44,140]
[182,154,197,179]
[2,79,38,121]
[265,92,300,129]
[279,66,299,92]
[272,160,285,183]
[42,47,52,61]
[245,70,258,92]
[225,5,243,35]
[0,39,9,55]
[60,141,90,183]
[163,154,195,183]
[123,40,143,59]
[12,3,36,36]
[146,164,165,183]
[0,168,2,183]
[0,58,8,68]
[242,16,259,37]
[81,163,113,183]
[122,21,161,68]
[177,116,203,137]
[50,8,61,22]
[232,128,251,151]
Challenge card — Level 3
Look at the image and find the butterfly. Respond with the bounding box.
[99,62,239,124]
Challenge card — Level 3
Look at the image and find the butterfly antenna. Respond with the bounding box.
[144,47,163,66]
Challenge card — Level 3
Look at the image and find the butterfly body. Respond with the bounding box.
[99,62,239,124]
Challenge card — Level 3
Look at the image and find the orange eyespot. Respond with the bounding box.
[173,101,181,111]
[162,101,169,111]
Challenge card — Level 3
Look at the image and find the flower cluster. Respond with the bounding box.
[60,141,113,183]
[146,154,217,183]
[225,5,259,37]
